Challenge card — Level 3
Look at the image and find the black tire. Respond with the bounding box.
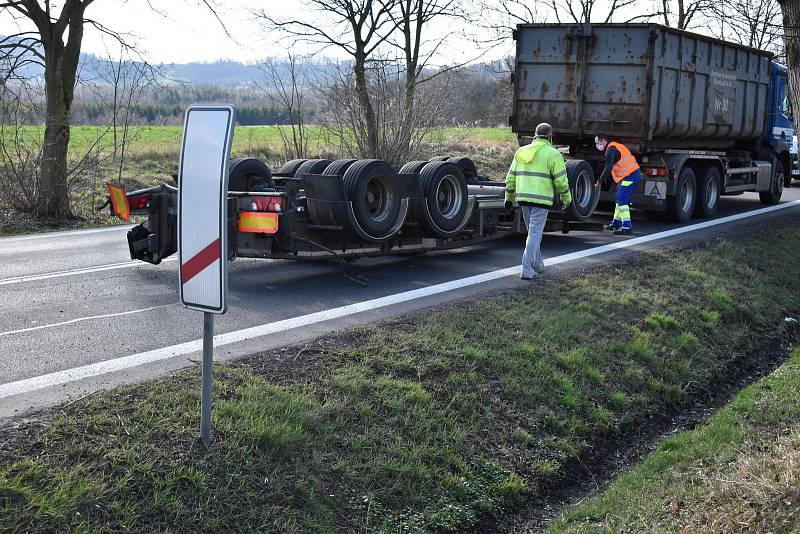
[277,159,309,177]
[429,155,451,162]
[295,159,331,177]
[563,159,599,220]
[343,159,402,237]
[760,161,784,205]
[323,159,358,177]
[399,161,430,175]
[447,157,478,180]
[694,166,721,218]
[667,166,697,223]
[228,158,273,192]
[419,161,468,232]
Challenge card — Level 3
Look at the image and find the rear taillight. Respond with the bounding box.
[643,167,668,177]
[129,194,151,210]
[250,197,284,212]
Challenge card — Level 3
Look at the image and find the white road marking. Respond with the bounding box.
[0,304,177,339]
[1,199,799,400]
[0,224,133,243]
[0,257,177,286]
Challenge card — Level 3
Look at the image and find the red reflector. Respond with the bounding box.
[129,194,151,210]
[239,212,279,234]
[251,197,285,212]
[644,167,668,177]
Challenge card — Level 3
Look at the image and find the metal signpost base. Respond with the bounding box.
[200,312,214,448]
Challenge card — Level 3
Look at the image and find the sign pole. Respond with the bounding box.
[177,104,235,450]
[200,311,214,448]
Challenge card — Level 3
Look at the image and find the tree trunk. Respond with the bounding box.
[779,1,800,133]
[41,51,72,218]
[37,3,86,218]
[353,50,379,158]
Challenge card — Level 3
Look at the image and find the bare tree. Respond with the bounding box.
[548,0,641,24]
[257,54,311,159]
[316,57,454,165]
[257,0,396,158]
[479,0,648,44]
[389,0,478,156]
[778,1,800,131]
[0,1,104,217]
[0,0,224,219]
[658,0,713,30]
[712,0,783,54]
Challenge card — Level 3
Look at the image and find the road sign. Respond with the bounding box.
[177,105,235,314]
[177,104,236,449]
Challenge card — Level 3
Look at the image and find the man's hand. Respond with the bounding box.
[504,200,513,210]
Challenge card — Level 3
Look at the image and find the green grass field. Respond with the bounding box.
[1,219,799,532]
[2,125,517,159]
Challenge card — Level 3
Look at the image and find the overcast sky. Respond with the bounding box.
[1,1,303,64]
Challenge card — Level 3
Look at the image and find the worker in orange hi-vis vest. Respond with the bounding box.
[594,134,641,236]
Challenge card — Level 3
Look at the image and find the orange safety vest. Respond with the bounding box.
[608,142,640,183]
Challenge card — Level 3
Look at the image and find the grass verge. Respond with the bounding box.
[1,219,799,532]
[548,347,800,533]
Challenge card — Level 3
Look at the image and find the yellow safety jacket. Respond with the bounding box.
[504,138,572,207]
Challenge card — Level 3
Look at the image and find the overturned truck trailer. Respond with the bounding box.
[119,155,601,266]
[512,23,791,222]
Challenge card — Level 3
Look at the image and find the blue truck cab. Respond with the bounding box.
[768,63,797,186]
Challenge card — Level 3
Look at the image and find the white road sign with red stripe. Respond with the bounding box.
[177,105,235,314]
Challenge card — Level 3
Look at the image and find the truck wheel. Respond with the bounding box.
[295,159,332,177]
[667,166,696,223]
[419,161,468,232]
[564,159,599,220]
[429,155,452,162]
[760,161,784,205]
[694,166,721,218]
[276,159,309,177]
[399,161,430,175]
[228,158,273,192]
[447,157,478,180]
[323,159,358,177]
[343,160,402,237]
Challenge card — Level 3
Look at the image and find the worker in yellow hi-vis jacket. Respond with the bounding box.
[504,123,572,280]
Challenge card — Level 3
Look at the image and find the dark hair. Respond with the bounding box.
[595,133,610,142]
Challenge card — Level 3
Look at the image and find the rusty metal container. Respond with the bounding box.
[511,23,773,149]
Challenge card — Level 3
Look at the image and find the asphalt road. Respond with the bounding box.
[2,188,800,417]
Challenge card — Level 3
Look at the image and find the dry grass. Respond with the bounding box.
[668,426,800,533]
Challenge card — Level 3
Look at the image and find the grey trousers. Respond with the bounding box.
[520,204,548,278]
